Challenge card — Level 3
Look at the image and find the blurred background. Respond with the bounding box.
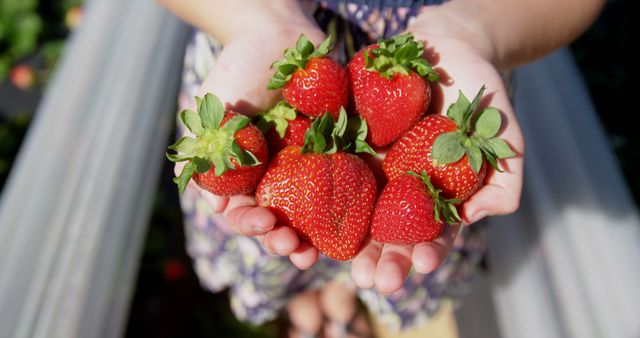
[0,0,638,337]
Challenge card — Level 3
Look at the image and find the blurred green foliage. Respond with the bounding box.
[0,114,30,189]
[0,0,81,79]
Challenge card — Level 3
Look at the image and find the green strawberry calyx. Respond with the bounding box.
[408,171,461,225]
[254,101,297,138]
[166,93,260,193]
[267,34,335,90]
[301,107,376,156]
[364,32,439,82]
[431,86,516,174]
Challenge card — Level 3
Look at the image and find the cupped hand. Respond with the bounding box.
[175,24,326,270]
[351,25,525,294]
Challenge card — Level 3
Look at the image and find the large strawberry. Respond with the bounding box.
[348,32,439,147]
[255,109,376,260]
[254,101,313,154]
[371,171,460,244]
[384,86,516,201]
[167,93,268,196]
[268,35,348,119]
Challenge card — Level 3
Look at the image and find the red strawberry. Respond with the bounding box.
[268,35,348,119]
[348,33,439,147]
[384,87,516,201]
[255,110,376,260]
[371,172,460,244]
[255,101,313,154]
[10,65,35,90]
[167,93,268,196]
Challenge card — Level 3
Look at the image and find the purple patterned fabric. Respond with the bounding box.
[176,0,489,331]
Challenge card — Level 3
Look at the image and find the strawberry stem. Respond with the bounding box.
[267,35,335,90]
[301,108,375,155]
[432,86,516,173]
[166,93,260,193]
[407,171,461,225]
[364,32,439,81]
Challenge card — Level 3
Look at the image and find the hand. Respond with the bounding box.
[175,23,326,270]
[351,15,525,294]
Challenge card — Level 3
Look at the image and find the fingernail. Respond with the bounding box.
[469,210,489,224]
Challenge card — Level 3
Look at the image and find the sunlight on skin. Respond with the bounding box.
[173,28,524,295]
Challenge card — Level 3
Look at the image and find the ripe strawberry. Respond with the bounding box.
[167,93,268,196]
[268,35,348,119]
[348,32,439,147]
[256,109,376,260]
[254,101,313,154]
[371,172,460,244]
[384,86,516,201]
[10,65,35,90]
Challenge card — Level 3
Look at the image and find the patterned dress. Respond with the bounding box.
[177,0,487,331]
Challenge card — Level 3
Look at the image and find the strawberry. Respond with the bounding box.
[167,93,268,196]
[254,101,313,154]
[371,171,460,244]
[348,32,439,147]
[383,86,516,201]
[268,35,348,119]
[256,109,376,260]
[10,65,35,90]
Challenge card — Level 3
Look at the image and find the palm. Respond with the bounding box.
[351,34,524,293]
[176,31,327,269]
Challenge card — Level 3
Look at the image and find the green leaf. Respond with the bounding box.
[199,93,225,130]
[278,63,297,75]
[195,96,203,108]
[431,132,465,166]
[192,156,213,173]
[273,119,289,138]
[296,34,314,57]
[311,35,335,57]
[166,152,192,162]
[334,108,348,138]
[462,86,486,132]
[465,145,483,174]
[173,162,195,194]
[255,101,297,137]
[220,115,250,134]
[474,107,501,138]
[355,139,376,156]
[447,91,471,128]
[179,109,204,135]
[212,156,228,176]
[394,43,417,63]
[168,136,196,154]
[243,150,260,166]
[487,138,516,159]
[410,58,439,81]
[267,76,289,90]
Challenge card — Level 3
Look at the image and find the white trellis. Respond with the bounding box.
[0,2,638,338]
[0,0,188,337]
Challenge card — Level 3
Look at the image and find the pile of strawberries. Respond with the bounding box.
[167,33,515,261]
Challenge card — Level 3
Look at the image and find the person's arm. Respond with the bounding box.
[350,0,604,293]
[412,0,605,69]
[157,0,318,45]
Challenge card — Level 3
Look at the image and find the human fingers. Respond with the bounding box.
[223,194,276,236]
[374,244,413,294]
[261,225,300,256]
[461,90,524,224]
[289,241,319,270]
[411,223,460,274]
[350,240,383,289]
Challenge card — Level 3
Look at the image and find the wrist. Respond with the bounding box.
[409,4,499,66]
[212,0,323,45]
